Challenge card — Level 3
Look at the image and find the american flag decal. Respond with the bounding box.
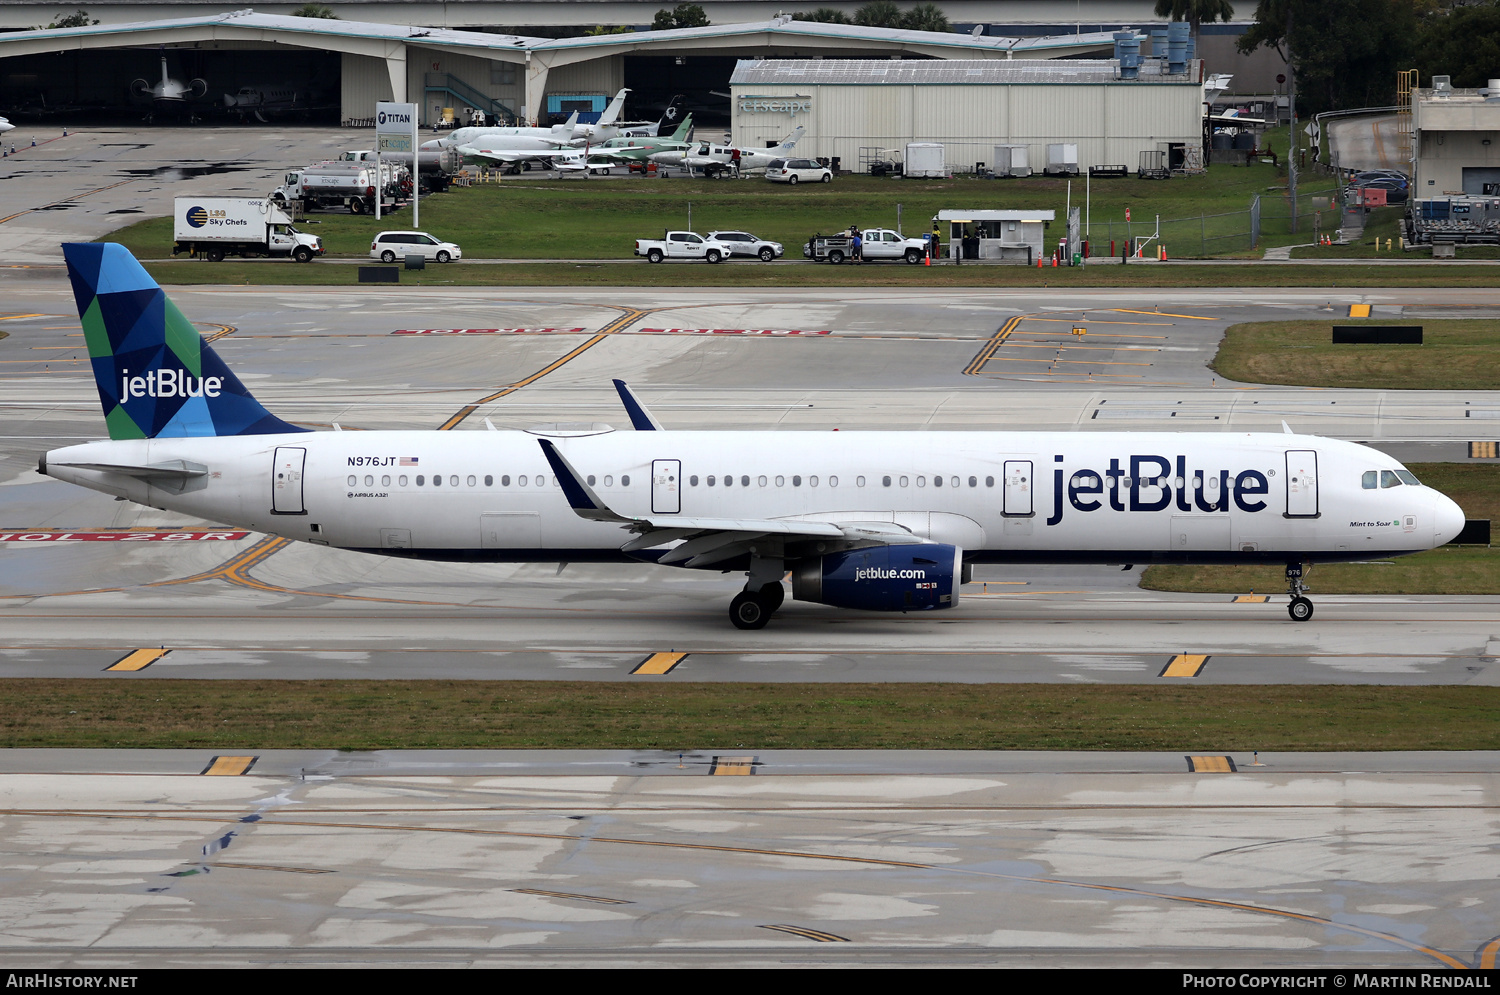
[400,457,419,466]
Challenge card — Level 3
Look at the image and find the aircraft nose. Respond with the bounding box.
[1432,489,1466,546]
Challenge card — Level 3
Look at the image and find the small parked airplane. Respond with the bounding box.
[650,126,805,176]
[0,115,14,134]
[130,53,207,121]
[41,243,1467,629]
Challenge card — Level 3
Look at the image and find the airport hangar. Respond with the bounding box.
[0,11,1127,128]
[730,56,1205,175]
[0,0,1291,97]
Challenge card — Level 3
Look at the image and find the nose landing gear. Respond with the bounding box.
[1285,561,1314,621]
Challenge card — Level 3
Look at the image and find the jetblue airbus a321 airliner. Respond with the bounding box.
[40,243,1466,628]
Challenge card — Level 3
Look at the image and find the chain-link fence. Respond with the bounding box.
[1079,191,1343,257]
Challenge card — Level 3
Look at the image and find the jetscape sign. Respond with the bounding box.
[376,101,417,154]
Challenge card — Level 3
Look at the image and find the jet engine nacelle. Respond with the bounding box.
[791,543,961,612]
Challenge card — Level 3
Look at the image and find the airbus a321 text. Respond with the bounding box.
[41,244,1466,628]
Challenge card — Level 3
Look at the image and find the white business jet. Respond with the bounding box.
[41,243,1468,629]
[650,126,805,176]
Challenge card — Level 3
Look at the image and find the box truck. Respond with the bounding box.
[171,198,324,263]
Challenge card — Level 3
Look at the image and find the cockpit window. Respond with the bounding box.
[1396,469,1421,486]
[1362,471,1377,489]
[1381,470,1402,488]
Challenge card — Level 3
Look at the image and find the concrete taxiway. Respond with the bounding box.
[1,282,1497,683]
[0,750,1495,968]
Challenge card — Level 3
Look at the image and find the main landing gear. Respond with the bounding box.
[1285,561,1314,621]
[729,555,785,630]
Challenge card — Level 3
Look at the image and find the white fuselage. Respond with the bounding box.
[42,430,1465,565]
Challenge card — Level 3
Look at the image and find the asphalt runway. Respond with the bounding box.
[2,281,1499,683]
[0,749,1495,968]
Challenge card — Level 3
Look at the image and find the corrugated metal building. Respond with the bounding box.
[730,59,1204,172]
[1412,83,1500,196]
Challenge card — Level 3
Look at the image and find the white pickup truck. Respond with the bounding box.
[805,228,930,264]
[635,231,733,263]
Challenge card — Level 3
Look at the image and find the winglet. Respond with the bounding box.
[612,379,664,431]
[536,439,630,523]
[1282,420,1294,435]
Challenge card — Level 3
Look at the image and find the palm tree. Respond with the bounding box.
[1154,0,1235,51]
[901,3,950,32]
[854,1,904,28]
[792,8,853,23]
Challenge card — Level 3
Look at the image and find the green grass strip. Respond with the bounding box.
[1213,320,1500,390]
[5,681,1500,751]
[140,260,1500,289]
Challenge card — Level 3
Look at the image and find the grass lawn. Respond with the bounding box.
[1211,319,1500,390]
[1141,464,1499,596]
[4,680,1499,750]
[107,154,1337,263]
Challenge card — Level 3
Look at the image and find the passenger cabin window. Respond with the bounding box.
[416,475,425,485]
[741,475,749,487]
[882,476,891,487]
[484,475,493,486]
[621,475,630,486]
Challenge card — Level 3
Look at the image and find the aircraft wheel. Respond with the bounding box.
[757,583,785,613]
[380,250,396,264]
[759,247,775,262]
[730,591,770,630]
[1288,597,1314,622]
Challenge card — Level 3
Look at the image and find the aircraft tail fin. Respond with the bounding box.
[658,94,686,133]
[777,125,805,151]
[668,112,693,142]
[62,242,307,441]
[598,87,630,126]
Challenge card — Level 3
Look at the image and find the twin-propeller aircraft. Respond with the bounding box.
[41,243,1465,628]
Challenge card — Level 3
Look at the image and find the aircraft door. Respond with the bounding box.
[652,459,681,514]
[1285,450,1319,517]
[271,447,306,514]
[1003,460,1034,517]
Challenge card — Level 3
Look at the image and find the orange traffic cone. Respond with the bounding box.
[1161,244,1168,261]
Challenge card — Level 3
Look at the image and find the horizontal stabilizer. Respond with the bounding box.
[50,459,207,479]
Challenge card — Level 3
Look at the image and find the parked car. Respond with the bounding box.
[370,231,463,263]
[706,230,784,261]
[1352,170,1408,186]
[766,158,832,185]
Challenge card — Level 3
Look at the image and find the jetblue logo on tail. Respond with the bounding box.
[121,369,223,399]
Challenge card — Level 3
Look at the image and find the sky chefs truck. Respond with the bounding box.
[171,198,324,263]
[269,161,409,214]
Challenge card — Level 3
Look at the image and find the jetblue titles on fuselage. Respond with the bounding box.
[1047,453,1269,526]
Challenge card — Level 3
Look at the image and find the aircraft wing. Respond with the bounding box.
[538,439,909,566]
[459,147,559,165]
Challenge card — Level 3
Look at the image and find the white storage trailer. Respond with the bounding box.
[171,198,323,263]
[1045,143,1080,176]
[904,143,946,178]
[994,145,1031,178]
